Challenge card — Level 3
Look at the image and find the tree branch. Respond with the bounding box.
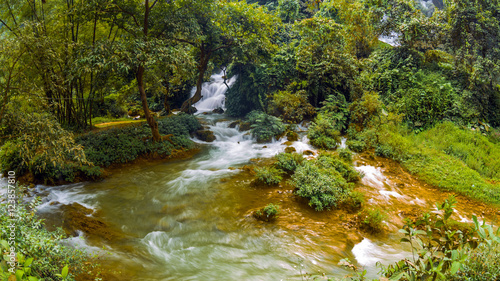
[115,4,140,28]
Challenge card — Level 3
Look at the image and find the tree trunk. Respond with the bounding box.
[137,65,161,142]
[180,49,210,113]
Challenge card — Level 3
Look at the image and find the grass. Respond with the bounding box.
[377,122,500,205]
[92,116,143,128]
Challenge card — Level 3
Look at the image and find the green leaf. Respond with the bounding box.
[24,257,34,267]
[28,277,38,281]
[450,261,461,275]
[389,271,404,281]
[61,265,69,279]
[16,270,24,281]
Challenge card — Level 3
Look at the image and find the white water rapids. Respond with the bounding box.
[2,71,461,280]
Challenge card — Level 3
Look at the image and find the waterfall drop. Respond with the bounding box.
[190,71,237,113]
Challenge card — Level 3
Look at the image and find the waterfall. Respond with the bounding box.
[190,71,238,113]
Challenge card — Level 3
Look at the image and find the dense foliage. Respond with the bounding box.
[0,195,98,280]
[291,153,360,211]
[76,114,200,167]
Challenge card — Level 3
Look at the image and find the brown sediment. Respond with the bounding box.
[217,149,500,260]
[57,202,131,243]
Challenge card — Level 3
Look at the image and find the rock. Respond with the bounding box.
[212,107,224,114]
[195,129,216,142]
[282,141,293,146]
[284,147,296,153]
[229,121,240,128]
[286,131,299,142]
[238,122,252,132]
[60,203,123,241]
[303,150,315,156]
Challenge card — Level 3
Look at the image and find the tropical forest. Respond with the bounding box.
[1,0,500,280]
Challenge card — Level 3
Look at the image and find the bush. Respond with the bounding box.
[308,114,341,150]
[380,196,500,280]
[0,113,100,184]
[246,111,286,143]
[0,195,99,280]
[359,208,386,233]
[345,139,366,153]
[268,90,316,123]
[275,152,304,173]
[157,113,201,136]
[337,148,353,163]
[254,166,284,185]
[319,94,350,132]
[292,161,352,211]
[255,203,280,221]
[77,114,200,167]
[342,191,365,213]
[315,153,361,183]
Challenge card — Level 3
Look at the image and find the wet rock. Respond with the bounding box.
[60,203,124,241]
[282,141,293,146]
[195,129,216,142]
[284,147,296,153]
[303,150,315,156]
[229,121,240,128]
[212,107,224,114]
[238,122,252,132]
[262,146,268,148]
[286,131,299,142]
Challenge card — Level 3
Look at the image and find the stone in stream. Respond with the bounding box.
[195,129,216,142]
[284,146,296,153]
[212,107,224,114]
[60,203,125,242]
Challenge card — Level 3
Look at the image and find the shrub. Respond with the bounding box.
[337,148,353,163]
[308,114,341,150]
[255,203,280,221]
[292,161,351,211]
[315,153,361,183]
[345,139,366,153]
[342,191,365,213]
[0,113,99,184]
[246,111,286,143]
[275,152,304,173]
[379,196,500,280]
[359,208,386,233]
[319,94,350,132]
[268,90,316,123]
[77,114,199,167]
[157,113,201,136]
[0,195,100,280]
[254,166,284,185]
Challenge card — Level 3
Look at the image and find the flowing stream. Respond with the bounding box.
[25,73,498,280]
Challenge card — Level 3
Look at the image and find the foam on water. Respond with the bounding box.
[191,71,238,113]
[356,165,387,188]
[35,184,99,211]
[352,238,410,267]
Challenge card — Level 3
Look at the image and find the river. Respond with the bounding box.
[27,72,498,280]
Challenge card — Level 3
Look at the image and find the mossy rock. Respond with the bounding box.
[286,131,299,142]
[195,129,216,142]
[238,122,252,132]
[284,146,296,153]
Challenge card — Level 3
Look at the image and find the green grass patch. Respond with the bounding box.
[92,116,137,126]
[377,122,500,205]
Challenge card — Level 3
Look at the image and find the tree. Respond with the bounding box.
[178,0,278,113]
[98,0,196,141]
[294,17,360,106]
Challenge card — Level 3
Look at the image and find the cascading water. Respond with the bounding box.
[189,70,237,113]
[14,71,496,280]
